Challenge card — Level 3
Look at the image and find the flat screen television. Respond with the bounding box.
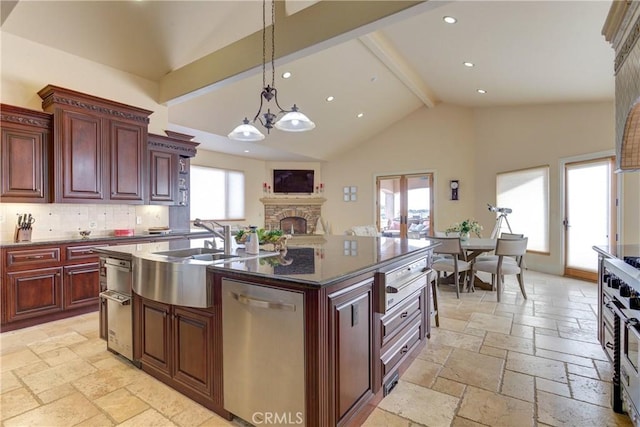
[273,169,314,194]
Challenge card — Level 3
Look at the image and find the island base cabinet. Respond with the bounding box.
[328,278,375,426]
[139,297,172,377]
[136,295,217,409]
[173,307,214,398]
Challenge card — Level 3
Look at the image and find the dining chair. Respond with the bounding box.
[471,237,528,302]
[431,237,471,299]
[475,232,523,264]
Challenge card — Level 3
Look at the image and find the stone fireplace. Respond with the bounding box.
[261,197,326,234]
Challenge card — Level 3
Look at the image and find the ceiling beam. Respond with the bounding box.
[0,1,19,25]
[359,31,438,108]
[159,1,430,105]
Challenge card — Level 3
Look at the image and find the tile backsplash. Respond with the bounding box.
[0,203,169,242]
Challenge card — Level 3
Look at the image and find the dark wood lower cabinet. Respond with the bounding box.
[173,307,214,397]
[136,295,218,411]
[328,279,374,424]
[139,297,172,376]
[63,262,100,309]
[7,267,63,322]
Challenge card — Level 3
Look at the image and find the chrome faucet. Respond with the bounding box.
[193,218,232,255]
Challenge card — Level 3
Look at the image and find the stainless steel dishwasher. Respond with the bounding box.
[222,278,305,425]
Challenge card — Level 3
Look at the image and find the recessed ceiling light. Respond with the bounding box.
[357,113,364,118]
[244,150,249,153]
[282,71,291,79]
[477,89,487,94]
[443,16,457,24]
[463,62,474,67]
[326,96,334,102]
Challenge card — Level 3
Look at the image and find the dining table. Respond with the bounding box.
[437,237,497,291]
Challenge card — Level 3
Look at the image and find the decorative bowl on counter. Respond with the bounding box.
[114,228,135,237]
[79,230,91,239]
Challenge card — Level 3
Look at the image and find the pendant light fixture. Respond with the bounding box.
[228,0,315,142]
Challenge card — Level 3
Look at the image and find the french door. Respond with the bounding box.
[376,173,433,239]
[564,157,616,281]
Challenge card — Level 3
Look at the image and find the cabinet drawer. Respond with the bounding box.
[66,244,105,261]
[6,247,61,269]
[381,320,421,379]
[380,291,422,347]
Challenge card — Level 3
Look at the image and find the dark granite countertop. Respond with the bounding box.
[209,235,438,286]
[92,235,438,287]
[0,230,213,249]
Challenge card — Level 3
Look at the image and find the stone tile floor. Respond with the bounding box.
[0,270,634,426]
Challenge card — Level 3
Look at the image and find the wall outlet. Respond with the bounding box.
[89,221,97,229]
[136,216,142,225]
[0,214,4,223]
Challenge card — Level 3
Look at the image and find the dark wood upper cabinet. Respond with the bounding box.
[38,85,152,204]
[0,104,52,203]
[147,131,198,206]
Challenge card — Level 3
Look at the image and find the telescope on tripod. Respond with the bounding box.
[487,204,513,238]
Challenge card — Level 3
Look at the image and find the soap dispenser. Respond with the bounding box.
[246,226,260,255]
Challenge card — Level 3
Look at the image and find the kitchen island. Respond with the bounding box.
[95,235,438,426]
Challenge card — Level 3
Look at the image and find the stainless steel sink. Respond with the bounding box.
[153,247,224,258]
[189,253,237,261]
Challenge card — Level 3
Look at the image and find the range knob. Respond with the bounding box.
[621,284,631,297]
[611,277,621,289]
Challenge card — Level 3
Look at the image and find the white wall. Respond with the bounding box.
[322,104,476,235]
[473,102,616,274]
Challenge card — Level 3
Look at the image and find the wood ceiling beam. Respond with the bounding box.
[159,1,429,105]
[359,31,438,108]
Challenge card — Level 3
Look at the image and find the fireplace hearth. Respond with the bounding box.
[261,197,326,234]
[281,217,307,235]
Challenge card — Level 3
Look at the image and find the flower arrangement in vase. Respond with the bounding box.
[445,219,483,240]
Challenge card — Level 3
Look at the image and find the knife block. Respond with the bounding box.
[15,227,32,243]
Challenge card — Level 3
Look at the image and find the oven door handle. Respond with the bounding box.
[626,318,640,342]
[386,270,431,293]
[610,300,627,319]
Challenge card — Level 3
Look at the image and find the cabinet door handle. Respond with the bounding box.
[230,292,296,312]
[400,345,409,355]
[400,311,409,318]
[606,341,615,350]
[26,255,45,260]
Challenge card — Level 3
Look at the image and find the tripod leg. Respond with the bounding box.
[491,215,504,239]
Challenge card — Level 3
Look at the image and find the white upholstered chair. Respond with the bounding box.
[475,232,523,263]
[471,237,528,302]
[431,237,471,299]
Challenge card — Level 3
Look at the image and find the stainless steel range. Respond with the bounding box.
[603,258,640,425]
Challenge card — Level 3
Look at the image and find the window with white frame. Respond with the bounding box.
[190,165,245,220]
[496,165,549,253]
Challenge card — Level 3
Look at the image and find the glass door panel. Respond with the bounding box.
[565,158,615,280]
[407,175,432,239]
[377,173,433,239]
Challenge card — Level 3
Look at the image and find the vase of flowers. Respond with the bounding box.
[445,219,483,240]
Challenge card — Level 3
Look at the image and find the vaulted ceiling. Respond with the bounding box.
[1,1,615,161]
